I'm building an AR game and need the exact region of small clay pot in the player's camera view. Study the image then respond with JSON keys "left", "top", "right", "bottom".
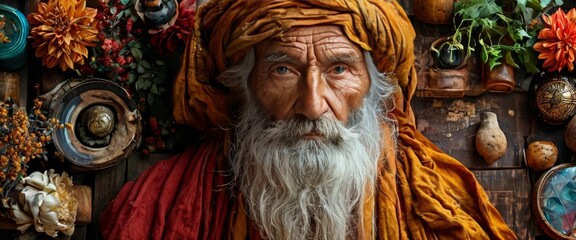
{"left": 425, "top": 68, "right": 469, "bottom": 98}
{"left": 482, "top": 63, "right": 516, "bottom": 93}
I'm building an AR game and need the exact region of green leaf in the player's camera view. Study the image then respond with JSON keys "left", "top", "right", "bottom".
{"left": 505, "top": 51, "right": 519, "bottom": 68}
{"left": 142, "top": 72, "right": 154, "bottom": 78}
{"left": 488, "top": 60, "right": 501, "bottom": 71}
{"left": 526, "top": 63, "right": 540, "bottom": 73}
{"left": 140, "top": 60, "right": 151, "bottom": 68}
{"left": 121, "top": 0, "right": 130, "bottom": 5}
{"left": 135, "top": 78, "right": 146, "bottom": 90}
{"left": 114, "top": 11, "right": 124, "bottom": 22}
{"left": 517, "top": 29, "right": 531, "bottom": 39}
{"left": 525, "top": 0, "right": 541, "bottom": 10}
{"left": 148, "top": 93, "right": 155, "bottom": 105}
{"left": 137, "top": 64, "right": 145, "bottom": 73}
{"left": 150, "top": 84, "right": 159, "bottom": 94}
{"left": 143, "top": 78, "right": 152, "bottom": 89}
{"left": 539, "top": 0, "right": 552, "bottom": 8}
{"left": 480, "top": 39, "right": 489, "bottom": 63}
{"left": 517, "top": 0, "right": 528, "bottom": 9}
{"left": 128, "top": 73, "right": 135, "bottom": 83}
{"left": 131, "top": 47, "right": 143, "bottom": 60}
{"left": 478, "top": 2, "right": 501, "bottom": 18}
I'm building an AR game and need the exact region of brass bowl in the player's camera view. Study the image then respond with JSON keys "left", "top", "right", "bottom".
{"left": 532, "top": 74, "right": 576, "bottom": 126}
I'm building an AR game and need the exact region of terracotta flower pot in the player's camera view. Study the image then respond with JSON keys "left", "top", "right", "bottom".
{"left": 482, "top": 63, "right": 516, "bottom": 93}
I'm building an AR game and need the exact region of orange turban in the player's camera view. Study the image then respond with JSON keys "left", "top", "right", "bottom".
{"left": 173, "top": 0, "right": 417, "bottom": 136}
{"left": 172, "top": 0, "right": 517, "bottom": 239}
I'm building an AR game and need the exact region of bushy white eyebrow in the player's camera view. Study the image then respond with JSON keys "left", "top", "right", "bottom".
{"left": 264, "top": 53, "right": 295, "bottom": 63}
{"left": 325, "top": 51, "right": 361, "bottom": 63}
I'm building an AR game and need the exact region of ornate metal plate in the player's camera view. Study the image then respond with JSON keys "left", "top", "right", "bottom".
{"left": 535, "top": 75, "right": 576, "bottom": 126}
{"left": 40, "top": 78, "right": 142, "bottom": 171}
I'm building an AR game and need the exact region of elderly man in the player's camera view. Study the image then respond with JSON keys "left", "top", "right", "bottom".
{"left": 100, "top": 0, "right": 517, "bottom": 239}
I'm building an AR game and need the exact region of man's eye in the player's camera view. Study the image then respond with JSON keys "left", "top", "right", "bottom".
{"left": 275, "top": 66, "right": 289, "bottom": 74}
{"left": 333, "top": 66, "right": 346, "bottom": 74}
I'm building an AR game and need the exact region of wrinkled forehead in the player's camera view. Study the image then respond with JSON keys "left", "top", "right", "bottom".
{"left": 254, "top": 25, "right": 365, "bottom": 62}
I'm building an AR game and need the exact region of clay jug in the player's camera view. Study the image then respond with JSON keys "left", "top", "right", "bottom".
{"left": 475, "top": 112, "right": 507, "bottom": 164}
{"left": 412, "top": 0, "right": 454, "bottom": 24}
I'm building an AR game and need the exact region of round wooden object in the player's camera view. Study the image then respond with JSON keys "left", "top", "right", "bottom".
{"left": 40, "top": 78, "right": 142, "bottom": 171}
{"left": 533, "top": 163, "right": 576, "bottom": 240}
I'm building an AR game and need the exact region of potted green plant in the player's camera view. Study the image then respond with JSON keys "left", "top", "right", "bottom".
{"left": 444, "top": 0, "right": 563, "bottom": 91}
{"left": 430, "top": 36, "right": 468, "bottom": 69}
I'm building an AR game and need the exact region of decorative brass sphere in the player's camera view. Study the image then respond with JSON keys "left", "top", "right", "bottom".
{"left": 534, "top": 75, "right": 576, "bottom": 125}
{"left": 84, "top": 105, "right": 115, "bottom": 138}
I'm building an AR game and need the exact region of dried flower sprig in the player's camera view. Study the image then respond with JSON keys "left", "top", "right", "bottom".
{"left": 0, "top": 99, "right": 71, "bottom": 205}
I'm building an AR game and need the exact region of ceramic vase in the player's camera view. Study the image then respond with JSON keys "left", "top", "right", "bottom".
{"left": 475, "top": 112, "right": 507, "bottom": 165}
{"left": 0, "top": 4, "right": 29, "bottom": 71}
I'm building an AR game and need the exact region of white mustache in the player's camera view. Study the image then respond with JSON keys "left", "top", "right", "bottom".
{"left": 264, "top": 116, "right": 359, "bottom": 144}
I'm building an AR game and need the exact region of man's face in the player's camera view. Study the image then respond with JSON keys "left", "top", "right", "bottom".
{"left": 249, "top": 25, "right": 370, "bottom": 125}
{"left": 231, "top": 25, "right": 383, "bottom": 240}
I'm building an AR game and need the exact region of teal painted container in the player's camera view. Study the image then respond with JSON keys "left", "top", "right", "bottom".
{"left": 0, "top": 4, "right": 29, "bottom": 71}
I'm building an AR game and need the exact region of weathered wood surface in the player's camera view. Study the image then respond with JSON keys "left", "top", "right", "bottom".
{"left": 88, "top": 161, "right": 126, "bottom": 240}
{"left": 411, "top": 93, "right": 530, "bottom": 169}
{"left": 472, "top": 169, "right": 535, "bottom": 239}
{"left": 73, "top": 186, "right": 93, "bottom": 225}
{"left": 412, "top": 94, "right": 535, "bottom": 238}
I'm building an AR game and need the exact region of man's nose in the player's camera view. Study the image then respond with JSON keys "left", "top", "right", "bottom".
{"left": 294, "top": 69, "right": 329, "bottom": 120}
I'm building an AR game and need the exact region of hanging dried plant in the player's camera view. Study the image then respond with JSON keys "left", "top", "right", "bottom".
{"left": 27, "top": 0, "right": 98, "bottom": 71}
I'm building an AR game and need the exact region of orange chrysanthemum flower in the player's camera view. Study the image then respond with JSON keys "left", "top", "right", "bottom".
{"left": 534, "top": 8, "right": 576, "bottom": 72}
{"left": 27, "top": 0, "right": 98, "bottom": 71}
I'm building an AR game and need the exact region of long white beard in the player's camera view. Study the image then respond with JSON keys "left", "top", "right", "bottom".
{"left": 231, "top": 98, "right": 384, "bottom": 240}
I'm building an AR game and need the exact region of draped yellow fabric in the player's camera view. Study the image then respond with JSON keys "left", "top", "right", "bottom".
{"left": 173, "top": 0, "right": 518, "bottom": 239}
